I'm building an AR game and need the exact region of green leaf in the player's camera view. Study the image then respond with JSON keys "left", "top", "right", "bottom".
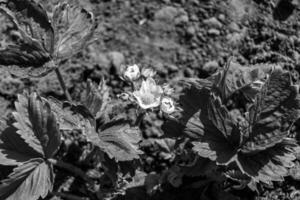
{"left": 241, "top": 69, "right": 300, "bottom": 153}
{"left": 237, "top": 139, "right": 297, "bottom": 184}
{"left": 0, "top": 158, "right": 53, "bottom": 200}
{"left": 162, "top": 86, "right": 211, "bottom": 138}
{"left": 208, "top": 94, "right": 240, "bottom": 146}
{"left": 0, "top": 123, "right": 41, "bottom": 166}
{"left": 200, "top": 62, "right": 279, "bottom": 101}
{"left": 48, "top": 97, "right": 94, "bottom": 133}
{"left": 13, "top": 94, "right": 44, "bottom": 156}
{"left": 12, "top": 93, "right": 61, "bottom": 158}
{"left": 28, "top": 93, "right": 61, "bottom": 158}
{"left": 224, "top": 169, "right": 251, "bottom": 184}
{"left": 52, "top": 2, "right": 96, "bottom": 60}
{"left": 0, "top": 0, "right": 55, "bottom": 77}
{"left": 83, "top": 79, "right": 110, "bottom": 119}
{"left": 95, "top": 120, "right": 142, "bottom": 161}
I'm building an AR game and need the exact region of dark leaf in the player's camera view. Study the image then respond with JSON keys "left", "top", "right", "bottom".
{"left": 237, "top": 139, "right": 297, "bottom": 184}
{"left": 52, "top": 2, "right": 96, "bottom": 60}
{"left": 224, "top": 169, "right": 251, "bottom": 184}
{"left": 162, "top": 86, "right": 211, "bottom": 138}
{"left": 208, "top": 94, "right": 240, "bottom": 146}
{"left": 28, "top": 93, "right": 60, "bottom": 158}
{"left": 13, "top": 94, "right": 44, "bottom": 156}
{"left": 0, "top": 158, "right": 53, "bottom": 200}
{"left": 0, "top": 122, "right": 40, "bottom": 165}
{"left": 241, "top": 69, "right": 300, "bottom": 153}
{"left": 12, "top": 93, "right": 61, "bottom": 158}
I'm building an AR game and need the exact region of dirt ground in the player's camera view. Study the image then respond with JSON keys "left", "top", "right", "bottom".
{"left": 1, "top": 0, "right": 300, "bottom": 199}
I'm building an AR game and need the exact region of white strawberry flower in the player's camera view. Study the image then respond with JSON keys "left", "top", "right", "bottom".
{"left": 133, "top": 78, "right": 163, "bottom": 110}
{"left": 160, "top": 97, "right": 175, "bottom": 114}
{"left": 141, "top": 68, "right": 156, "bottom": 78}
{"left": 122, "top": 64, "right": 140, "bottom": 81}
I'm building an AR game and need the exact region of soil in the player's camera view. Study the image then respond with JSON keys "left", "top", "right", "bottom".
{"left": 1, "top": 0, "right": 300, "bottom": 199}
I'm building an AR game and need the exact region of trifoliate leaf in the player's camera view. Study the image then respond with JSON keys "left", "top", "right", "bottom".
{"left": 0, "top": 1, "right": 96, "bottom": 77}
{"left": 12, "top": 93, "right": 61, "bottom": 158}
{"left": 83, "top": 79, "right": 110, "bottom": 120}
{"left": 95, "top": 120, "right": 142, "bottom": 161}
{"left": 168, "top": 65, "right": 300, "bottom": 184}
{"left": 0, "top": 0, "right": 55, "bottom": 77}
{"left": 0, "top": 158, "right": 53, "bottom": 200}
{"left": 52, "top": 2, "right": 97, "bottom": 60}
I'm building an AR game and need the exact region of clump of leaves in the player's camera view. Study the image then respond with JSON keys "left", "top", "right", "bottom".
{"left": 48, "top": 79, "right": 143, "bottom": 162}
{"left": 0, "top": 0, "right": 96, "bottom": 77}
{"left": 163, "top": 62, "right": 300, "bottom": 186}
{"left": 0, "top": 93, "right": 60, "bottom": 200}
{"left": 0, "top": 80, "right": 143, "bottom": 199}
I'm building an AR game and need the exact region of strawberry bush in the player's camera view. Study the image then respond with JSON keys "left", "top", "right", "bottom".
{"left": 1, "top": 0, "right": 300, "bottom": 200}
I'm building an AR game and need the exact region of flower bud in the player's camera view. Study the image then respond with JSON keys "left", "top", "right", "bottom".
{"left": 117, "top": 92, "right": 131, "bottom": 101}
{"left": 160, "top": 97, "right": 175, "bottom": 114}
{"left": 121, "top": 64, "right": 140, "bottom": 81}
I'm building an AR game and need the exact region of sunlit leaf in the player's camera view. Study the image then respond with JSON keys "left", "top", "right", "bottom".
{"left": 48, "top": 97, "right": 94, "bottom": 133}
{"left": 83, "top": 78, "right": 110, "bottom": 120}
{"left": 0, "top": 158, "right": 53, "bottom": 200}
{"left": 95, "top": 120, "right": 142, "bottom": 161}
{"left": 52, "top": 2, "right": 96, "bottom": 60}
{"left": 0, "top": 0, "right": 55, "bottom": 77}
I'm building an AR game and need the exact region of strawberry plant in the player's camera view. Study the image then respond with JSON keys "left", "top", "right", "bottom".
{"left": 0, "top": 0, "right": 300, "bottom": 199}
{"left": 163, "top": 61, "right": 300, "bottom": 189}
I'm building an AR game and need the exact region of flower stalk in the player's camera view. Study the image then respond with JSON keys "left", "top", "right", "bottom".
{"left": 47, "top": 158, "right": 93, "bottom": 185}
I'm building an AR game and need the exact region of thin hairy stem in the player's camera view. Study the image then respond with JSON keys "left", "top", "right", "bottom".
{"left": 48, "top": 158, "right": 93, "bottom": 185}
{"left": 55, "top": 68, "right": 72, "bottom": 102}
{"left": 51, "top": 192, "right": 89, "bottom": 200}
{"left": 135, "top": 111, "right": 146, "bottom": 126}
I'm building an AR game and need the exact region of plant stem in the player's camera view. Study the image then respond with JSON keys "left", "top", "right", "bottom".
{"left": 48, "top": 158, "right": 93, "bottom": 185}
{"left": 135, "top": 111, "right": 146, "bottom": 126}
{"left": 51, "top": 192, "right": 89, "bottom": 200}
{"left": 55, "top": 68, "right": 72, "bottom": 102}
